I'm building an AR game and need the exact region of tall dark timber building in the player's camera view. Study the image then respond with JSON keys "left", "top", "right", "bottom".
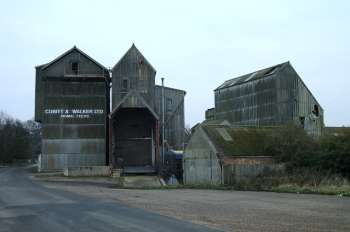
{"left": 210, "top": 62, "right": 324, "bottom": 136}
{"left": 35, "top": 45, "right": 185, "bottom": 171}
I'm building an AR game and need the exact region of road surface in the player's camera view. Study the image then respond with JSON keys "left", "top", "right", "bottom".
{"left": 0, "top": 166, "right": 219, "bottom": 232}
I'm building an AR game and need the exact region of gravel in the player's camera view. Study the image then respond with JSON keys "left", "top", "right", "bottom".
{"left": 41, "top": 181, "right": 350, "bottom": 232}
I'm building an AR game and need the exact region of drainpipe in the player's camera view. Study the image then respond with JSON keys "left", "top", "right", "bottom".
{"left": 161, "top": 78, "right": 165, "bottom": 166}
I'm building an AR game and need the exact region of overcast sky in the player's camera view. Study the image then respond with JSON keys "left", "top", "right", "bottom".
{"left": 0, "top": 0, "right": 349, "bottom": 126}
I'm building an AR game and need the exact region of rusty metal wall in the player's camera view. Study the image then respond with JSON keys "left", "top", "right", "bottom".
{"left": 35, "top": 48, "right": 109, "bottom": 170}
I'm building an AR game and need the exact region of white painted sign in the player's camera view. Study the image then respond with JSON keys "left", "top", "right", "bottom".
{"left": 44, "top": 109, "right": 104, "bottom": 119}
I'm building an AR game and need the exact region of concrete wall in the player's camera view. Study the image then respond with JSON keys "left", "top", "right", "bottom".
{"left": 183, "top": 127, "right": 222, "bottom": 185}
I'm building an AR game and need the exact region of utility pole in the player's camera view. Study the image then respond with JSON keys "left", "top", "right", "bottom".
{"left": 161, "top": 77, "right": 165, "bottom": 166}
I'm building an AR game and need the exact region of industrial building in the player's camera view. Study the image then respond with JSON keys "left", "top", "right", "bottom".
{"left": 35, "top": 45, "right": 185, "bottom": 172}
{"left": 35, "top": 46, "right": 110, "bottom": 170}
{"left": 110, "top": 45, "right": 185, "bottom": 173}
{"left": 183, "top": 123, "right": 278, "bottom": 185}
{"left": 212, "top": 62, "right": 324, "bottom": 136}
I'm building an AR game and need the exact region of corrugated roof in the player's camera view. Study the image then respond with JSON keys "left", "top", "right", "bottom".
{"left": 201, "top": 124, "right": 273, "bottom": 157}
{"left": 215, "top": 62, "right": 289, "bottom": 91}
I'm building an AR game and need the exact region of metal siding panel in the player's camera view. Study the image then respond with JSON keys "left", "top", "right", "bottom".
{"left": 36, "top": 48, "right": 108, "bottom": 170}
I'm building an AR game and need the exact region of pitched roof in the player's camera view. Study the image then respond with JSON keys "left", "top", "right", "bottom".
{"left": 200, "top": 124, "right": 273, "bottom": 158}
{"left": 112, "top": 44, "right": 156, "bottom": 72}
{"left": 215, "top": 61, "right": 289, "bottom": 91}
{"left": 109, "top": 90, "right": 159, "bottom": 120}
{"left": 37, "top": 46, "right": 108, "bottom": 71}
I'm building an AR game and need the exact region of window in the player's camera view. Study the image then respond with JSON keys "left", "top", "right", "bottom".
{"left": 71, "top": 62, "right": 79, "bottom": 74}
{"left": 122, "top": 79, "right": 128, "bottom": 89}
{"left": 299, "top": 117, "right": 305, "bottom": 128}
{"left": 166, "top": 98, "right": 173, "bottom": 112}
{"left": 312, "top": 105, "right": 319, "bottom": 117}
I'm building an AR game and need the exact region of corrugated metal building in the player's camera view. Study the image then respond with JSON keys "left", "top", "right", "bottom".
{"left": 154, "top": 86, "right": 186, "bottom": 150}
{"left": 213, "top": 62, "right": 324, "bottom": 136}
{"left": 35, "top": 45, "right": 186, "bottom": 172}
{"left": 110, "top": 44, "right": 185, "bottom": 173}
{"left": 35, "top": 46, "right": 110, "bottom": 170}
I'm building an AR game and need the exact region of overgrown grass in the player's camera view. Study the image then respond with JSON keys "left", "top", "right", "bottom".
{"left": 127, "top": 171, "right": 350, "bottom": 197}
{"left": 271, "top": 184, "right": 350, "bottom": 196}
{"left": 119, "top": 182, "right": 350, "bottom": 197}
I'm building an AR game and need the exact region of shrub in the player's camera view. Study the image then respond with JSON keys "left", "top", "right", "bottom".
{"left": 264, "top": 124, "right": 350, "bottom": 179}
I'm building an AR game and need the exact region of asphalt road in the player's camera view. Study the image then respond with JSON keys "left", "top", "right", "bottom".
{"left": 0, "top": 167, "right": 220, "bottom": 232}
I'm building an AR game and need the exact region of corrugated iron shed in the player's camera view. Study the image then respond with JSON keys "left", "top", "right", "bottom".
{"left": 213, "top": 62, "right": 324, "bottom": 136}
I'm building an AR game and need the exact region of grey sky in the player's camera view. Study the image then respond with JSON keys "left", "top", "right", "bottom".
{"left": 0, "top": 0, "right": 349, "bottom": 126}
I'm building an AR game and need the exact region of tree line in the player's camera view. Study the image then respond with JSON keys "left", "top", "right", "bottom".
{"left": 0, "top": 111, "right": 41, "bottom": 163}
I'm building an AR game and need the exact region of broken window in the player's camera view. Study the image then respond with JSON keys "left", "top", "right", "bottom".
{"left": 312, "top": 105, "right": 319, "bottom": 117}
{"left": 71, "top": 62, "right": 79, "bottom": 74}
{"left": 264, "top": 66, "right": 278, "bottom": 76}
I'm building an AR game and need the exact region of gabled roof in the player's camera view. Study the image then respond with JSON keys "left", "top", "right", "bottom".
{"left": 215, "top": 62, "right": 289, "bottom": 91}
{"left": 110, "top": 90, "right": 159, "bottom": 120}
{"left": 112, "top": 44, "right": 156, "bottom": 72}
{"left": 36, "top": 46, "right": 108, "bottom": 71}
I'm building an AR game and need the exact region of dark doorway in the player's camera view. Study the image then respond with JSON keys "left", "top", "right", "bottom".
{"left": 112, "top": 108, "right": 157, "bottom": 172}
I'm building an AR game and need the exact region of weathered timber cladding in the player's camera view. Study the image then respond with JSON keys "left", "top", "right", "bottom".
{"left": 112, "top": 44, "right": 156, "bottom": 109}
{"left": 110, "top": 45, "right": 186, "bottom": 172}
{"left": 112, "top": 108, "right": 156, "bottom": 168}
{"left": 111, "top": 45, "right": 159, "bottom": 171}
{"left": 35, "top": 45, "right": 186, "bottom": 172}
{"left": 205, "top": 108, "right": 215, "bottom": 120}
{"left": 214, "top": 62, "right": 324, "bottom": 136}
{"left": 154, "top": 86, "right": 186, "bottom": 150}
{"left": 35, "top": 47, "right": 109, "bottom": 170}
